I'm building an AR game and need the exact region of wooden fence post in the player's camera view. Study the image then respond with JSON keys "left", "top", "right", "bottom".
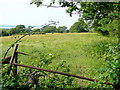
{"left": 7, "top": 44, "right": 19, "bottom": 75}
{"left": 13, "top": 52, "right": 18, "bottom": 75}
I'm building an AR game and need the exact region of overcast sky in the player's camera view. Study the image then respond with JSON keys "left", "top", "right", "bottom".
{"left": 0, "top": 0, "right": 80, "bottom": 29}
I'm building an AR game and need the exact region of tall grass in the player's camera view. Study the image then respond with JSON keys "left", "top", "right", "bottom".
{"left": 1, "top": 33, "right": 117, "bottom": 87}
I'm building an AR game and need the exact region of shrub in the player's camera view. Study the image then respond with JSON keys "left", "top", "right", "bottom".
{"left": 88, "top": 40, "right": 119, "bottom": 88}
{"left": 2, "top": 53, "right": 77, "bottom": 89}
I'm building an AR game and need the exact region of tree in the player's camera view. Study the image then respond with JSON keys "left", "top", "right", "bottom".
{"left": 69, "top": 19, "right": 88, "bottom": 33}
{"left": 32, "top": 28, "right": 40, "bottom": 32}
{"left": 42, "top": 26, "right": 57, "bottom": 33}
{"left": 31, "top": 1, "right": 119, "bottom": 36}
{"left": 8, "top": 28, "right": 18, "bottom": 35}
{"left": 26, "top": 26, "right": 34, "bottom": 33}
{"left": 16, "top": 24, "right": 25, "bottom": 30}
{"left": 57, "top": 26, "right": 67, "bottom": 33}
{"left": 15, "top": 24, "right": 26, "bottom": 33}
{"left": 0, "top": 29, "right": 9, "bottom": 36}
{"left": 78, "top": 2, "right": 119, "bottom": 36}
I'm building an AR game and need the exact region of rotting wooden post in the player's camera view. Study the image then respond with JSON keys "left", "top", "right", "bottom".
{"left": 7, "top": 44, "right": 19, "bottom": 75}
{"left": 12, "top": 52, "right": 18, "bottom": 75}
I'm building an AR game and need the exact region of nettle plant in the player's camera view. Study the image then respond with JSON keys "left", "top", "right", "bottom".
{"left": 2, "top": 53, "right": 76, "bottom": 89}
{"left": 89, "top": 43, "right": 119, "bottom": 88}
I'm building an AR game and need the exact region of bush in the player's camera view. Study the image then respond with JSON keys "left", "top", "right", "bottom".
{"left": 88, "top": 40, "right": 119, "bottom": 88}
{"left": 2, "top": 53, "right": 77, "bottom": 89}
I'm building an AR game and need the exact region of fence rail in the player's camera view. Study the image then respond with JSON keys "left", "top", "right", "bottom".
{"left": 12, "top": 63, "right": 113, "bottom": 85}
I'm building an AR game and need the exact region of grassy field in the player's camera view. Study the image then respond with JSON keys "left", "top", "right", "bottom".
{"left": 1, "top": 33, "right": 117, "bottom": 87}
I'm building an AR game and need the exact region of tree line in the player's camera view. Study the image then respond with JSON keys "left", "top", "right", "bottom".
{"left": 0, "top": 21, "right": 89, "bottom": 36}
{"left": 0, "top": 25, "right": 67, "bottom": 36}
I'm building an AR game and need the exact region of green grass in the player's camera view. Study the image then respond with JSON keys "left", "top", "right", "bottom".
{"left": 1, "top": 33, "right": 117, "bottom": 87}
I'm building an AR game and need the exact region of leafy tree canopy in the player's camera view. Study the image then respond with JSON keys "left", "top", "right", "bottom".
{"left": 32, "top": 28, "right": 40, "bottom": 32}
{"left": 0, "top": 29, "right": 9, "bottom": 36}
{"left": 31, "top": 0, "right": 119, "bottom": 36}
{"left": 8, "top": 28, "right": 18, "bottom": 35}
{"left": 16, "top": 24, "right": 26, "bottom": 30}
{"left": 42, "top": 26, "right": 57, "bottom": 33}
{"left": 26, "top": 26, "right": 34, "bottom": 33}
{"left": 70, "top": 19, "right": 88, "bottom": 33}
{"left": 57, "top": 26, "right": 67, "bottom": 33}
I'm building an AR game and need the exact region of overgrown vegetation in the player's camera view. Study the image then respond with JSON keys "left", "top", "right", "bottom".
{"left": 1, "top": 33, "right": 118, "bottom": 88}
{"left": 86, "top": 39, "right": 119, "bottom": 88}
{"left": 30, "top": 1, "right": 120, "bottom": 88}
{"left": 2, "top": 53, "right": 76, "bottom": 89}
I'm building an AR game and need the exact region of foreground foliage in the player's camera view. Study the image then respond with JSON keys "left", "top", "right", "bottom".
{"left": 2, "top": 53, "right": 77, "bottom": 89}
{"left": 88, "top": 40, "right": 119, "bottom": 88}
